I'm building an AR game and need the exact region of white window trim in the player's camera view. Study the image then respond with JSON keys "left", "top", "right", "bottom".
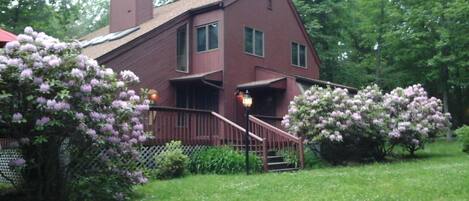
{"left": 244, "top": 26, "right": 265, "bottom": 58}
{"left": 291, "top": 41, "right": 307, "bottom": 68}
{"left": 176, "top": 23, "right": 190, "bottom": 73}
{"left": 196, "top": 22, "right": 219, "bottom": 53}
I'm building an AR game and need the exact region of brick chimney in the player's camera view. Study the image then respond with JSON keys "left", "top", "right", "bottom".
{"left": 110, "top": 0, "right": 154, "bottom": 33}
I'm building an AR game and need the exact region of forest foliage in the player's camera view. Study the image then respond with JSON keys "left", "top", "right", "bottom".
{"left": 293, "top": 0, "right": 468, "bottom": 126}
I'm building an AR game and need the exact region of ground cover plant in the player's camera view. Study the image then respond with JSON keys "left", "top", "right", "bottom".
{"left": 133, "top": 141, "right": 469, "bottom": 201}
{"left": 0, "top": 27, "right": 149, "bottom": 201}
{"left": 190, "top": 146, "right": 262, "bottom": 174}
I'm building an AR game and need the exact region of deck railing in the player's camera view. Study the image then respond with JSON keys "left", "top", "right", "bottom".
{"left": 145, "top": 106, "right": 269, "bottom": 171}
{"left": 144, "top": 106, "right": 302, "bottom": 171}
{"left": 145, "top": 106, "right": 217, "bottom": 145}
{"left": 249, "top": 115, "right": 304, "bottom": 169}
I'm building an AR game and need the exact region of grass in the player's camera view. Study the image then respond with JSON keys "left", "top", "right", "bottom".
{"left": 133, "top": 141, "right": 469, "bottom": 201}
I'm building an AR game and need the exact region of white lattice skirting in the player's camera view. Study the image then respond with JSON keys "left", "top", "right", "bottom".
{"left": 0, "top": 145, "right": 208, "bottom": 184}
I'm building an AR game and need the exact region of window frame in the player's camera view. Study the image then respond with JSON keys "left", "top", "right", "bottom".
{"left": 176, "top": 24, "right": 189, "bottom": 73}
{"left": 196, "top": 22, "right": 219, "bottom": 53}
{"left": 244, "top": 26, "right": 265, "bottom": 58}
{"left": 291, "top": 42, "right": 307, "bottom": 68}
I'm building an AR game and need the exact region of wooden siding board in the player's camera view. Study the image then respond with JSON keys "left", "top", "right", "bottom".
{"left": 223, "top": 0, "right": 320, "bottom": 124}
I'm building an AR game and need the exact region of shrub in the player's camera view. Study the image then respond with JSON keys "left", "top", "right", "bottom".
{"left": 383, "top": 84, "right": 452, "bottom": 155}
{"left": 282, "top": 85, "right": 390, "bottom": 163}
{"left": 303, "top": 145, "right": 327, "bottom": 169}
{"left": 283, "top": 84, "right": 452, "bottom": 163}
{"left": 154, "top": 141, "right": 189, "bottom": 179}
{"left": 190, "top": 146, "right": 262, "bottom": 174}
{"left": 455, "top": 125, "right": 469, "bottom": 153}
{"left": 0, "top": 27, "right": 149, "bottom": 200}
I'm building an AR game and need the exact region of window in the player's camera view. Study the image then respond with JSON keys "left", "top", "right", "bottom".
{"left": 176, "top": 25, "right": 188, "bottom": 72}
{"left": 196, "top": 22, "right": 218, "bottom": 52}
{"left": 292, "top": 42, "right": 307, "bottom": 67}
{"left": 267, "top": 0, "right": 272, "bottom": 10}
{"left": 244, "top": 27, "right": 264, "bottom": 57}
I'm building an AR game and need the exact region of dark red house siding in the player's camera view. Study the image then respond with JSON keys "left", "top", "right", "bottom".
{"left": 223, "top": 0, "right": 320, "bottom": 123}
{"left": 96, "top": 0, "right": 320, "bottom": 124}
{"left": 101, "top": 18, "right": 193, "bottom": 107}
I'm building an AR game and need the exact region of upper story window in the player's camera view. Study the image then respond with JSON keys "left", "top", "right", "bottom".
{"left": 244, "top": 27, "right": 264, "bottom": 57}
{"left": 177, "top": 24, "right": 188, "bottom": 72}
{"left": 197, "top": 22, "right": 219, "bottom": 52}
{"left": 267, "top": 0, "right": 273, "bottom": 10}
{"left": 292, "top": 42, "right": 307, "bottom": 68}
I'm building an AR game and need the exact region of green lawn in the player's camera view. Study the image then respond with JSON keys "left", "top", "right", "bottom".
{"left": 133, "top": 141, "right": 469, "bottom": 201}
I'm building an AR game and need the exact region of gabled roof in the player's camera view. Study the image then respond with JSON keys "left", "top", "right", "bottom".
{"left": 81, "top": 0, "right": 321, "bottom": 66}
{"left": 81, "top": 0, "right": 223, "bottom": 59}
{"left": 295, "top": 75, "right": 358, "bottom": 94}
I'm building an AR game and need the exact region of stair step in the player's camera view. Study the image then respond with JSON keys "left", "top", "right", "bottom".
{"left": 268, "top": 161, "right": 291, "bottom": 169}
{"left": 269, "top": 167, "right": 299, "bottom": 173}
{"left": 267, "top": 155, "right": 284, "bottom": 163}
{"left": 267, "top": 150, "right": 278, "bottom": 156}
{"left": 268, "top": 162, "right": 289, "bottom": 166}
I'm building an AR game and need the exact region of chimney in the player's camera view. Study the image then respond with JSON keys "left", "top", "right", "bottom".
{"left": 110, "top": 0, "right": 154, "bottom": 33}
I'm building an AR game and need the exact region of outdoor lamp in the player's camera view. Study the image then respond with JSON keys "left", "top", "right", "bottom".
{"left": 148, "top": 89, "right": 160, "bottom": 103}
{"left": 242, "top": 90, "right": 253, "bottom": 108}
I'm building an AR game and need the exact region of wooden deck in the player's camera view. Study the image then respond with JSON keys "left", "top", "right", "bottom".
{"left": 144, "top": 106, "right": 304, "bottom": 171}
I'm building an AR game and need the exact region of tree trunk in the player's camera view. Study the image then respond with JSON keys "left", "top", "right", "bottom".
{"left": 22, "top": 137, "right": 67, "bottom": 201}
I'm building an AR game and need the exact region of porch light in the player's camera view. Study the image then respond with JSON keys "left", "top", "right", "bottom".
{"left": 242, "top": 90, "right": 253, "bottom": 108}
{"left": 148, "top": 89, "right": 160, "bottom": 103}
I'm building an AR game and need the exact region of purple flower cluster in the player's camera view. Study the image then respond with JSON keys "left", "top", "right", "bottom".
{"left": 8, "top": 158, "right": 26, "bottom": 168}
{"left": 12, "top": 113, "right": 24, "bottom": 123}
{"left": 35, "top": 116, "right": 50, "bottom": 126}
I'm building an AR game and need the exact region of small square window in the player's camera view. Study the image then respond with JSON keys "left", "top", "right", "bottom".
{"left": 196, "top": 22, "right": 219, "bottom": 52}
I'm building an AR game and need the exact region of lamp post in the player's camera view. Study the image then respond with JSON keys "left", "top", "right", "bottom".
{"left": 242, "top": 90, "right": 253, "bottom": 175}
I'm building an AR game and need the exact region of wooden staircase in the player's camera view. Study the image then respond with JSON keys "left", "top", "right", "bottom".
{"left": 144, "top": 106, "right": 304, "bottom": 172}
{"left": 267, "top": 153, "right": 299, "bottom": 173}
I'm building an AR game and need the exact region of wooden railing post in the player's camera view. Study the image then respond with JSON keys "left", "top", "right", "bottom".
{"left": 262, "top": 138, "right": 268, "bottom": 172}
{"left": 299, "top": 136, "right": 305, "bottom": 169}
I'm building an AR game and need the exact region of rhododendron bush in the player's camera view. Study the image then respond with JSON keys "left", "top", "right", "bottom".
{"left": 0, "top": 27, "right": 149, "bottom": 201}
{"left": 283, "top": 84, "right": 451, "bottom": 162}
{"left": 384, "top": 85, "right": 452, "bottom": 155}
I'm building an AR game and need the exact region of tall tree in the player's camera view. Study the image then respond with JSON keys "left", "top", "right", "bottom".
{"left": 294, "top": 0, "right": 468, "bottom": 126}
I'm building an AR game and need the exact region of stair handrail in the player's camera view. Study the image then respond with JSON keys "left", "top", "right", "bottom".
{"left": 211, "top": 112, "right": 264, "bottom": 142}
{"left": 249, "top": 115, "right": 305, "bottom": 169}
{"left": 249, "top": 115, "right": 301, "bottom": 142}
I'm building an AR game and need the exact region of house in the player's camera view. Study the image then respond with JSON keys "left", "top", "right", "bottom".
{"left": 81, "top": 0, "right": 355, "bottom": 125}
{"left": 0, "top": 28, "right": 16, "bottom": 48}
{"left": 81, "top": 0, "right": 356, "bottom": 171}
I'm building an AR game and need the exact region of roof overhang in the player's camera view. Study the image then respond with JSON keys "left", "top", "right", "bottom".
{"left": 295, "top": 75, "right": 358, "bottom": 94}
{"left": 0, "top": 28, "right": 16, "bottom": 43}
{"left": 237, "top": 77, "right": 287, "bottom": 91}
{"left": 170, "top": 70, "right": 223, "bottom": 89}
